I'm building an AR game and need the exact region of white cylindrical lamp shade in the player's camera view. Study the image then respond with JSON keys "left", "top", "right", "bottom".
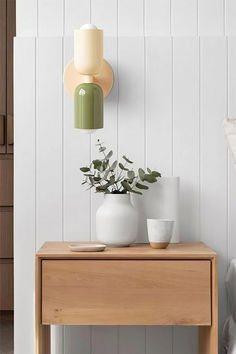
{"left": 74, "top": 28, "right": 103, "bottom": 75}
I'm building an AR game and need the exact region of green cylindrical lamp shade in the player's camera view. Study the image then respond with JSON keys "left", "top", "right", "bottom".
{"left": 74, "top": 83, "right": 103, "bottom": 130}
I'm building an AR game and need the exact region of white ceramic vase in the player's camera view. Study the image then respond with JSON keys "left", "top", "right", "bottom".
{"left": 96, "top": 194, "right": 138, "bottom": 247}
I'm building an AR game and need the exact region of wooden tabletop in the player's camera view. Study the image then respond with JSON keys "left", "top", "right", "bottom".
{"left": 36, "top": 242, "right": 216, "bottom": 260}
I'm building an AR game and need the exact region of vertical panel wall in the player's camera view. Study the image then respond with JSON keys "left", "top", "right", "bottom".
{"left": 15, "top": 1, "right": 236, "bottom": 354}
{"left": 14, "top": 37, "right": 36, "bottom": 354}
{"left": 200, "top": 38, "right": 228, "bottom": 346}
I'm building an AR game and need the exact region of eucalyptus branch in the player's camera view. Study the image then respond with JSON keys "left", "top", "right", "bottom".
{"left": 97, "top": 140, "right": 119, "bottom": 191}
{"left": 80, "top": 140, "right": 161, "bottom": 195}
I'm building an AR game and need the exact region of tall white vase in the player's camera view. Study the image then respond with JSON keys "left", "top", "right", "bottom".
{"left": 96, "top": 194, "right": 138, "bottom": 247}
{"left": 132, "top": 177, "right": 180, "bottom": 243}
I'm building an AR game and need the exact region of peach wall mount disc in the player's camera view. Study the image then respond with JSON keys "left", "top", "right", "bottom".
{"left": 63, "top": 59, "right": 113, "bottom": 98}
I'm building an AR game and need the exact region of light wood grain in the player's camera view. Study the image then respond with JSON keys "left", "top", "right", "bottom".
{"left": 0, "top": 260, "right": 13, "bottom": 310}
{"left": 0, "top": 209, "right": 13, "bottom": 258}
{"left": 0, "top": 159, "right": 13, "bottom": 206}
{"left": 37, "top": 242, "right": 216, "bottom": 259}
{"left": 199, "top": 257, "right": 218, "bottom": 354}
{"left": 42, "top": 259, "right": 211, "bottom": 326}
{"left": 35, "top": 257, "right": 51, "bottom": 354}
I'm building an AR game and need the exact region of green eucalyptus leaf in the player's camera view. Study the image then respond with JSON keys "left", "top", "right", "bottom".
{"left": 101, "top": 170, "right": 109, "bottom": 182}
{"left": 96, "top": 185, "right": 107, "bottom": 191}
{"left": 94, "top": 176, "right": 101, "bottom": 182}
{"left": 109, "top": 175, "right": 116, "bottom": 183}
{"left": 138, "top": 168, "right": 145, "bottom": 181}
{"left": 92, "top": 159, "right": 102, "bottom": 170}
{"left": 136, "top": 182, "right": 149, "bottom": 190}
{"left": 119, "top": 163, "right": 129, "bottom": 171}
{"left": 110, "top": 160, "right": 118, "bottom": 170}
{"left": 80, "top": 167, "right": 90, "bottom": 173}
{"left": 96, "top": 187, "right": 105, "bottom": 193}
{"left": 143, "top": 174, "right": 157, "bottom": 183}
{"left": 121, "top": 180, "right": 132, "bottom": 191}
{"left": 102, "top": 160, "right": 108, "bottom": 170}
{"left": 122, "top": 155, "right": 133, "bottom": 164}
{"left": 81, "top": 140, "right": 162, "bottom": 195}
{"left": 127, "top": 170, "right": 135, "bottom": 179}
{"left": 105, "top": 150, "right": 113, "bottom": 160}
{"left": 151, "top": 171, "right": 161, "bottom": 178}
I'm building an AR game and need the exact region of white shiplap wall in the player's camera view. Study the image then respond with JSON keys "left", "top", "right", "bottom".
{"left": 14, "top": 1, "right": 236, "bottom": 353}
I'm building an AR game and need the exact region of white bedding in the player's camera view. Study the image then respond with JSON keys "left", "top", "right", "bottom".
{"left": 223, "top": 118, "right": 236, "bottom": 165}
{"left": 223, "top": 316, "right": 236, "bottom": 354}
{"left": 223, "top": 260, "right": 236, "bottom": 353}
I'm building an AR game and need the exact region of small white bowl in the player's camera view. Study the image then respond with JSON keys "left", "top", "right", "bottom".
{"left": 147, "top": 219, "right": 174, "bottom": 249}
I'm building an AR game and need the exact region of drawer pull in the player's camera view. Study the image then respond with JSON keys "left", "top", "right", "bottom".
{"left": 0, "top": 115, "right": 5, "bottom": 145}
{"left": 7, "top": 115, "right": 13, "bottom": 145}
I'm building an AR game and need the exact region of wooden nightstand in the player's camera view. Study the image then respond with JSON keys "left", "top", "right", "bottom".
{"left": 35, "top": 242, "right": 217, "bottom": 354}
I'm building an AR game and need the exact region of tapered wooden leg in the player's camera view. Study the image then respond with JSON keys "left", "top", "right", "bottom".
{"left": 36, "top": 257, "right": 51, "bottom": 354}
{"left": 199, "top": 257, "right": 218, "bottom": 354}
{"left": 35, "top": 324, "right": 51, "bottom": 354}
{"left": 199, "top": 325, "right": 218, "bottom": 354}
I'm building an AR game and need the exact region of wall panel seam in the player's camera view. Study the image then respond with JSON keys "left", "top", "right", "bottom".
{"left": 116, "top": 0, "right": 119, "bottom": 164}
{"left": 62, "top": 35, "right": 65, "bottom": 354}
{"left": 226, "top": 36, "right": 230, "bottom": 317}
{"left": 36, "top": 0, "right": 38, "bottom": 37}
{"left": 34, "top": 37, "right": 37, "bottom": 253}
{"left": 171, "top": 37, "right": 174, "bottom": 176}
{"left": 196, "top": 0, "right": 199, "bottom": 36}
{"left": 143, "top": 0, "right": 146, "bottom": 170}
{"left": 199, "top": 36, "right": 201, "bottom": 242}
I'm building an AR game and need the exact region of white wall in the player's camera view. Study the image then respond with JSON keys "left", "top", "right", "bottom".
{"left": 14, "top": 1, "right": 236, "bottom": 354}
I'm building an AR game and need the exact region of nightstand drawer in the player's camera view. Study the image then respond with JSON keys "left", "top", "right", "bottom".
{"left": 42, "top": 260, "right": 211, "bottom": 325}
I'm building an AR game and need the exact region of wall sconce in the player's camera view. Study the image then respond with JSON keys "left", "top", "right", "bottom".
{"left": 63, "top": 24, "right": 114, "bottom": 133}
